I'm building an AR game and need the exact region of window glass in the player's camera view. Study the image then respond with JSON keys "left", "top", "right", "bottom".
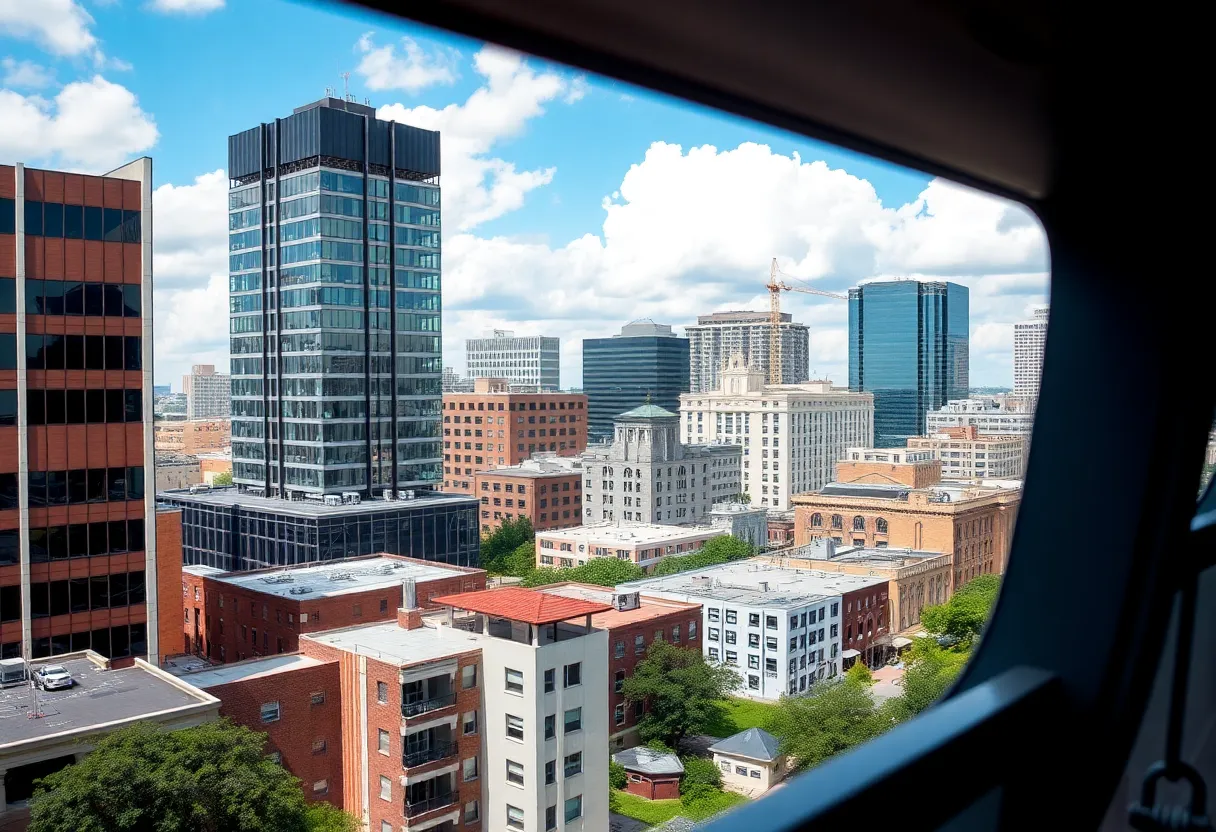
{"left": 84, "top": 206, "right": 103, "bottom": 240}
{"left": 0, "top": 279, "right": 14, "bottom": 314}
{"left": 123, "top": 284, "right": 142, "bottom": 317}
{"left": 63, "top": 204, "right": 83, "bottom": 239}
{"left": 25, "top": 200, "right": 43, "bottom": 235}
{"left": 103, "top": 207, "right": 124, "bottom": 242}
{"left": 43, "top": 202, "right": 64, "bottom": 237}
{"left": 0, "top": 335, "right": 16, "bottom": 370}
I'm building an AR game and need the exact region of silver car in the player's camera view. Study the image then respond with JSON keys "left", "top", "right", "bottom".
{"left": 34, "top": 665, "right": 74, "bottom": 691}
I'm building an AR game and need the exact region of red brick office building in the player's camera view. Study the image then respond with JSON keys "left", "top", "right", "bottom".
{"left": 841, "top": 581, "right": 891, "bottom": 668}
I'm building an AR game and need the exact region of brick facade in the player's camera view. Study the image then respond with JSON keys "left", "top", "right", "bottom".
{"left": 155, "top": 507, "right": 184, "bottom": 664}
{"left": 840, "top": 582, "right": 889, "bottom": 666}
{"left": 473, "top": 469, "right": 582, "bottom": 534}
{"left": 153, "top": 418, "right": 231, "bottom": 453}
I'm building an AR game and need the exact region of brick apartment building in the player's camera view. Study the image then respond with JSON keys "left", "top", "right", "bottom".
{"left": 1, "top": 159, "right": 160, "bottom": 663}
{"left": 839, "top": 581, "right": 889, "bottom": 668}
{"left": 173, "top": 585, "right": 611, "bottom": 832}
{"left": 792, "top": 457, "right": 1021, "bottom": 587}
{"left": 179, "top": 555, "right": 486, "bottom": 664}
{"left": 442, "top": 378, "right": 588, "bottom": 495}
{"left": 153, "top": 418, "right": 231, "bottom": 453}
{"left": 538, "top": 583, "right": 702, "bottom": 747}
{"left": 473, "top": 456, "right": 582, "bottom": 534}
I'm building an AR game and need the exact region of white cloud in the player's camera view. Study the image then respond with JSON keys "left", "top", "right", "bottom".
{"left": 148, "top": 0, "right": 224, "bottom": 12}
{"left": 0, "top": 76, "right": 158, "bottom": 169}
{"left": 2, "top": 57, "right": 54, "bottom": 88}
{"left": 355, "top": 32, "right": 459, "bottom": 93}
{"left": 154, "top": 274, "right": 231, "bottom": 382}
{"left": 152, "top": 169, "right": 228, "bottom": 289}
{"left": 0, "top": 0, "right": 98, "bottom": 57}
{"left": 377, "top": 45, "right": 578, "bottom": 230}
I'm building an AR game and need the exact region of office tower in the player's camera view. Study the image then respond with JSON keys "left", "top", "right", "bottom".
{"left": 182, "top": 364, "right": 230, "bottom": 419}
{"left": 848, "top": 280, "right": 969, "bottom": 448}
{"left": 465, "top": 330, "right": 560, "bottom": 390}
{"left": 1013, "top": 306, "right": 1049, "bottom": 396}
{"left": 582, "top": 319, "right": 689, "bottom": 441}
{"left": 686, "top": 310, "right": 809, "bottom": 394}
{"left": 1, "top": 160, "right": 163, "bottom": 662}
{"left": 228, "top": 97, "right": 443, "bottom": 498}
{"left": 680, "top": 355, "right": 874, "bottom": 510}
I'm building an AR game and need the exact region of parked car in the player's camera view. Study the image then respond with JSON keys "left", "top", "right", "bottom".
{"left": 33, "top": 665, "right": 74, "bottom": 690}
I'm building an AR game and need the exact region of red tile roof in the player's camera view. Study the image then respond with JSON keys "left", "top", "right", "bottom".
{"left": 431, "top": 587, "right": 613, "bottom": 625}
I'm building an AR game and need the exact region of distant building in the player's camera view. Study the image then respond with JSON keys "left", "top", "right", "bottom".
{"left": 466, "top": 330, "right": 560, "bottom": 390}
{"left": 766, "top": 511, "right": 795, "bottom": 549}
{"left": 686, "top": 310, "right": 809, "bottom": 393}
{"left": 1013, "top": 306, "right": 1049, "bottom": 396}
{"left": 582, "top": 404, "right": 741, "bottom": 524}
{"left": 709, "top": 728, "right": 787, "bottom": 797}
{"left": 708, "top": 503, "right": 769, "bottom": 550}
{"left": 926, "top": 397, "right": 1036, "bottom": 436}
{"left": 154, "top": 418, "right": 231, "bottom": 453}
{"left": 679, "top": 355, "right": 874, "bottom": 510}
{"left": 905, "top": 426, "right": 1026, "bottom": 479}
{"left": 837, "top": 447, "right": 942, "bottom": 488}
{"left": 442, "top": 365, "right": 475, "bottom": 392}
{"left": 154, "top": 384, "right": 172, "bottom": 397}
{"left": 848, "top": 281, "right": 969, "bottom": 447}
{"left": 612, "top": 747, "right": 684, "bottom": 799}
{"left": 473, "top": 455, "right": 583, "bottom": 533}
{"left": 535, "top": 522, "right": 727, "bottom": 571}
{"left": 582, "top": 320, "right": 690, "bottom": 441}
{"left": 443, "top": 378, "right": 588, "bottom": 494}
{"left": 156, "top": 452, "right": 203, "bottom": 492}
{"left": 196, "top": 451, "right": 232, "bottom": 484}
{"left": 182, "top": 364, "right": 230, "bottom": 420}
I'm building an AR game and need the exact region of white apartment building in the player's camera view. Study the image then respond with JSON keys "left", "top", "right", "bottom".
{"left": 679, "top": 356, "right": 874, "bottom": 511}
{"left": 925, "top": 397, "right": 1037, "bottom": 436}
{"left": 182, "top": 363, "right": 230, "bottom": 419}
{"left": 620, "top": 562, "right": 887, "bottom": 700}
{"left": 535, "top": 522, "right": 727, "bottom": 570}
{"left": 1013, "top": 306, "right": 1049, "bottom": 396}
{"left": 466, "top": 331, "right": 561, "bottom": 390}
{"left": 583, "top": 405, "right": 741, "bottom": 525}
{"left": 686, "top": 311, "right": 809, "bottom": 393}
{"left": 905, "top": 429, "right": 1027, "bottom": 479}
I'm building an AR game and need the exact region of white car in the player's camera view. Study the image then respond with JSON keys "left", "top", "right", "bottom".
{"left": 34, "top": 665, "right": 74, "bottom": 691}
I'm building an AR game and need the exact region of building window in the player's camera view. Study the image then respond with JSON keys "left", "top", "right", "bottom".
{"left": 748, "top": 655, "right": 760, "bottom": 670}
{"left": 545, "top": 714, "right": 556, "bottom": 740}
{"left": 382, "top": 822, "right": 392, "bottom": 832}
{"left": 546, "top": 759, "right": 556, "bottom": 784}
{"left": 507, "top": 805, "right": 524, "bottom": 830}
{"left": 462, "top": 664, "right": 477, "bottom": 689}
{"left": 766, "top": 615, "right": 778, "bottom": 630}
{"left": 507, "top": 759, "right": 525, "bottom": 786}
{"left": 853, "top": 515, "right": 866, "bottom": 531}
{"left": 748, "top": 633, "right": 760, "bottom": 648}
{"left": 463, "top": 756, "right": 479, "bottom": 782}
{"left": 463, "top": 711, "right": 478, "bottom": 735}
{"left": 708, "top": 627, "right": 720, "bottom": 641}
{"left": 379, "top": 775, "right": 391, "bottom": 801}
{"left": 689, "top": 620, "right": 697, "bottom": 638}
{"left": 544, "top": 668, "right": 555, "bottom": 692}
{"left": 310, "top": 691, "right": 325, "bottom": 706}
{"left": 614, "top": 704, "right": 625, "bottom": 724}
{"left": 565, "top": 796, "right": 582, "bottom": 823}
{"left": 465, "top": 801, "right": 480, "bottom": 824}
{"left": 614, "top": 640, "right": 625, "bottom": 658}
{"left": 708, "top": 608, "right": 720, "bottom": 622}
{"left": 614, "top": 670, "right": 625, "bottom": 693}
{"left": 564, "top": 707, "right": 582, "bottom": 734}
{"left": 748, "top": 675, "right": 760, "bottom": 690}
{"left": 725, "top": 630, "right": 736, "bottom": 645}
{"left": 378, "top": 729, "right": 390, "bottom": 755}
{"left": 876, "top": 517, "right": 888, "bottom": 534}
{"left": 507, "top": 714, "right": 525, "bottom": 740}
{"left": 312, "top": 739, "right": 326, "bottom": 754}
{"left": 749, "top": 613, "right": 760, "bottom": 627}
{"left": 725, "top": 610, "right": 737, "bottom": 624}
{"left": 377, "top": 681, "right": 388, "bottom": 704}
{"left": 736, "top": 766, "right": 749, "bottom": 776}
{"left": 708, "top": 647, "right": 720, "bottom": 660}
{"left": 260, "top": 702, "right": 280, "bottom": 723}
{"left": 831, "top": 514, "right": 843, "bottom": 530}
{"left": 811, "top": 513, "right": 822, "bottom": 526}
{"left": 312, "top": 780, "right": 328, "bottom": 796}
{"left": 564, "top": 662, "right": 581, "bottom": 687}
{"left": 635, "top": 634, "right": 645, "bottom": 654}
{"left": 506, "top": 667, "right": 524, "bottom": 693}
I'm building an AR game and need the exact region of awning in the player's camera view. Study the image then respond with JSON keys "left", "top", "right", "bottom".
{"left": 841, "top": 649, "right": 861, "bottom": 658}
{"left": 892, "top": 637, "right": 914, "bottom": 648}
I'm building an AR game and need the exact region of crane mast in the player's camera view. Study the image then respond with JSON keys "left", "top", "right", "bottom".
{"left": 764, "top": 257, "right": 848, "bottom": 386}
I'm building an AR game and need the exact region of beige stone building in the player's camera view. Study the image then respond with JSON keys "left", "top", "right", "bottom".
{"left": 905, "top": 426, "right": 1025, "bottom": 479}
{"left": 154, "top": 418, "right": 231, "bottom": 454}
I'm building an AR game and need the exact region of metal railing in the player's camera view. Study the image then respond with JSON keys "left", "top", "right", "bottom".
{"left": 402, "top": 740, "right": 457, "bottom": 769}
{"left": 404, "top": 791, "right": 457, "bottom": 817}
{"left": 402, "top": 692, "right": 457, "bottom": 718}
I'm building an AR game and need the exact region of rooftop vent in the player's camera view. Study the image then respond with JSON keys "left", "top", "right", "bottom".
{"left": 288, "top": 586, "right": 313, "bottom": 595}
{"left": 327, "top": 572, "right": 354, "bottom": 582}
{"left": 260, "top": 575, "right": 294, "bottom": 584}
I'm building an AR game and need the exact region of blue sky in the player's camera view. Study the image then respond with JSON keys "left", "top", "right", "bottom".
{"left": 1, "top": 0, "right": 1050, "bottom": 388}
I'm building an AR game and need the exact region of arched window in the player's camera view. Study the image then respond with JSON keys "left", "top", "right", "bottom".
{"left": 678, "top": 466, "right": 686, "bottom": 476}
{"left": 876, "top": 517, "right": 888, "bottom": 534}
{"left": 606, "top": 467, "right": 613, "bottom": 477}
{"left": 811, "top": 513, "right": 822, "bottom": 527}
{"left": 831, "top": 514, "right": 843, "bottom": 530}
{"left": 624, "top": 468, "right": 632, "bottom": 478}
{"left": 852, "top": 515, "right": 865, "bottom": 531}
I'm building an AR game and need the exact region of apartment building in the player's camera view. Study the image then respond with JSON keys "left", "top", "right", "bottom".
{"left": 443, "top": 379, "right": 588, "bottom": 495}
{"left": 620, "top": 562, "right": 889, "bottom": 699}
{"left": 679, "top": 355, "right": 873, "bottom": 510}
{"left": 179, "top": 554, "right": 486, "bottom": 663}
{"left": 791, "top": 458, "right": 1022, "bottom": 587}
{"left": 466, "top": 331, "right": 560, "bottom": 390}
{"left": 181, "top": 364, "right": 230, "bottom": 420}
{"left": 905, "top": 426, "right": 1026, "bottom": 479}
{"left": 1013, "top": 306, "right": 1049, "bottom": 396}
{"left": 686, "top": 311, "right": 809, "bottom": 393}
{"left": 153, "top": 418, "right": 231, "bottom": 453}
{"left": 583, "top": 404, "right": 740, "bottom": 525}
{"left": 473, "top": 456, "right": 583, "bottom": 534}
{"left": 537, "top": 583, "right": 702, "bottom": 747}
{"left": 925, "top": 397, "right": 1036, "bottom": 436}
{"left": 534, "top": 523, "right": 727, "bottom": 571}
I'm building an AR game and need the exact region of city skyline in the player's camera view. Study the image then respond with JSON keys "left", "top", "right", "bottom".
{"left": 0, "top": 0, "right": 1049, "bottom": 393}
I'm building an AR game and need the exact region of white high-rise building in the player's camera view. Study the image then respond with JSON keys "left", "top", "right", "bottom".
{"left": 182, "top": 364, "right": 230, "bottom": 419}
{"left": 1013, "top": 306, "right": 1049, "bottom": 395}
{"left": 467, "top": 330, "right": 560, "bottom": 390}
{"left": 686, "top": 311, "right": 809, "bottom": 393}
{"left": 679, "top": 355, "right": 874, "bottom": 511}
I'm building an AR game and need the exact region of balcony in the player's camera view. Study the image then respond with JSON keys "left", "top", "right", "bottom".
{"left": 405, "top": 790, "right": 457, "bottom": 817}
{"left": 402, "top": 692, "right": 457, "bottom": 718}
{"left": 403, "top": 740, "right": 457, "bottom": 769}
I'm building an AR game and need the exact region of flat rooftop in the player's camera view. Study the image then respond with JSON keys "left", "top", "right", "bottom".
{"left": 303, "top": 620, "right": 479, "bottom": 667}
{"left": 539, "top": 522, "right": 726, "bottom": 545}
{"left": 783, "top": 544, "right": 947, "bottom": 568}
{"left": 540, "top": 583, "right": 701, "bottom": 628}
{"left": 188, "top": 555, "right": 476, "bottom": 600}
{"left": 158, "top": 486, "right": 476, "bottom": 518}
{"left": 0, "top": 656, "right": 214, "bottom": 749}
{"left": 619, "top": 560, "right": 888, "bottom": 608}
{"left": 477, "top": 457, "right": 582, "bottom": 478}
{"left": 170, "top": 654, "right": 326, "bottom": 688}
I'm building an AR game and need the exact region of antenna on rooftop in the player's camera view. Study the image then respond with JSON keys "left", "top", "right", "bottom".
{"left": 341, "top": 72, "right": 353, "bottom": 102}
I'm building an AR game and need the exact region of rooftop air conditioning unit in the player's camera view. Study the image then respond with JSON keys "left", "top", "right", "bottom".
{"left": 398, "top": 490, "right": 415, "bottom": 500}
{"left": 323, "top": 495, "right": 342, "bottom": 506}
{"left": 383, "top": 489, "right": 395, "bottom": 501}
{"left": 342, "top": 492, "right": 361, "bottom": 505}
{"left": 614, "top": 592, "right": 640, "bottom": 612}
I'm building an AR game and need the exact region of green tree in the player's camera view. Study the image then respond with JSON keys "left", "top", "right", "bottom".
{"left": 503, "top": 541, "right": 538, "bottom": 577}
{"left": 609, "top": 760, "right": 628, "bottom": 790}
{"left": 920, "top": 575, "right": 1001, "bottom": 645}
{"left": 28, "top": 720, "right": 318, "bottom": 832}
{"left": 697, "top": 535, "right": 755, "bottom": 562}
{"left": 767, "top": 674, "right": 886, "bottom": 771}
{"left": 679, "top": 756, "right": 722, "bottom": 793}
{"left": 845, "top": 661, "right": 874, "bottom": 687}
{"left": 519, "top": 557, "right": 645, "bottom": 588}
{"left": 621, "top": 640, "right": 740, "bottom": 747}
{"left": 883, "top": 637, "right": 969, "bottom": 721}
{"left": 304, "top": 803, "right": 359, "bottom": 832}
{"left": 212, "top": 471, "right": 234, "bottom": 486}
{"left": 480, "top": 517, "right": 535, "bottom": 574}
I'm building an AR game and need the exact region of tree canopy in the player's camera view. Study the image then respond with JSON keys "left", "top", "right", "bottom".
{"left": 479, "top": 517, "right": 535, "bottom": 574}
{"left": 651, "top": 535, "right": 754, "bottom": 576}
{"left": 520, "top": 557, "right": 644, "bottom": 588}
{"left": 28, "top": 720, "right": 357, "bottom": 832}
{"left": 621, "top": 640, "right": 740, "bottom": 747}
{"left": 882, "top": 637, "right": 969, "bottom": 722}
{"left": 920, "top": 574, "right": 1002, "bottom": 645}
{"left": 767, "top": 673, "right": 888, "bottom": 771}
{"left": 211, "top": 471, "right": 233, "bottom": 486}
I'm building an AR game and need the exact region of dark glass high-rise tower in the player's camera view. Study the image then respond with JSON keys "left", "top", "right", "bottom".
{"left": 582, "top": 320, "right": 690, "bottom": 441}
{"left": 848, "top": 281, "right": 969, "bottom": 448}
{"left": 227, "top": 97, "right": 443, "bottom": 497}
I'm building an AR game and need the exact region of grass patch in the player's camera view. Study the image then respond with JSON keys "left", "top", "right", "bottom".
{"left": 702, "top": 697, "right": 781, "bottom": 739}
{"left": 610, "top": 790, "right": 749, "bottom": 827}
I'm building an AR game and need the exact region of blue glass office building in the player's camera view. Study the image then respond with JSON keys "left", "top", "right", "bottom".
{"left": 227, "top": 98, "right": 443, "bottom": 497}
{"left": 848, "top": 281, "right": 969, "bottom": 448}
{"left": 582, "top": 321, "right": 690, "bottom": 441}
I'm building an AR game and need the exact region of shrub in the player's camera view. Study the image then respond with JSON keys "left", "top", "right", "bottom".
{"left": 679, "top": 756, "right": 722, "bottom": 793}
{"left": 609, "top": 760, "right": 628, "bottom": 790}
{"left": 681, "top": 784, "right": 718, "bottom": 806}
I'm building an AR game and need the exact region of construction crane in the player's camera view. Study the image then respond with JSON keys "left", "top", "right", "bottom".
{"left": 766, "top": 257, "right": 847, "bottom": 385}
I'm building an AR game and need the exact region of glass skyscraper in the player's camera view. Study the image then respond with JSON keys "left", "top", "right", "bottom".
{"left": 582, "top": 320, "right": 690, "bottom": 441}
{"left": 848, "top": 281, "right": 969, "bottom": 448}
{"left": 227, "top": 97, "right": 443, "bottom": 497}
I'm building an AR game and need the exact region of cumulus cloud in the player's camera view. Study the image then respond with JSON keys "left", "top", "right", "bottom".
{"left": 355, "top": 33, "right": 459, "bottom": 93}
{"left": 2, "top": 57, "right": 54, "bottom": 89}
{"left": 154, "top": 274, "right": 231, "bottom": 380}
{"left": 152, "top": 169, "right": 229, "bottom": 289}
{"left": 148, "top": 0, "right": 225, "bottom": 12}
{"left": 377, "top": 45, "right": 579, "bottom": 230}
{"left": 0, "top": 0, "right": 98, "bottom": 57}
{"left": 0, "top": 76, "right": 157, "bottom": 169}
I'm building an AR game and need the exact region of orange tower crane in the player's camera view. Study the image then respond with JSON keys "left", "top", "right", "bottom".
{"left": 765, "top": 257, "right": 847, "bottom": 385}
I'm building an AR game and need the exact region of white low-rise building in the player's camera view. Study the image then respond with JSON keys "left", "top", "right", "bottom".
{"left": 618, "top": 561, "right": 888, "bottom": 700}
{"left": 925, "top": 397, "right": 1036, "bottom": 436}
{"left": 535, "top": 523, "right": 727, "bottom": 570}
{"left": 906, "top": 428, "right": 1026, "bottom": 479}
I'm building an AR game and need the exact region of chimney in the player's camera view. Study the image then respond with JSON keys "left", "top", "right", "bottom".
{"left": 398, "top": 579, "right": 424, "bottom": 630}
